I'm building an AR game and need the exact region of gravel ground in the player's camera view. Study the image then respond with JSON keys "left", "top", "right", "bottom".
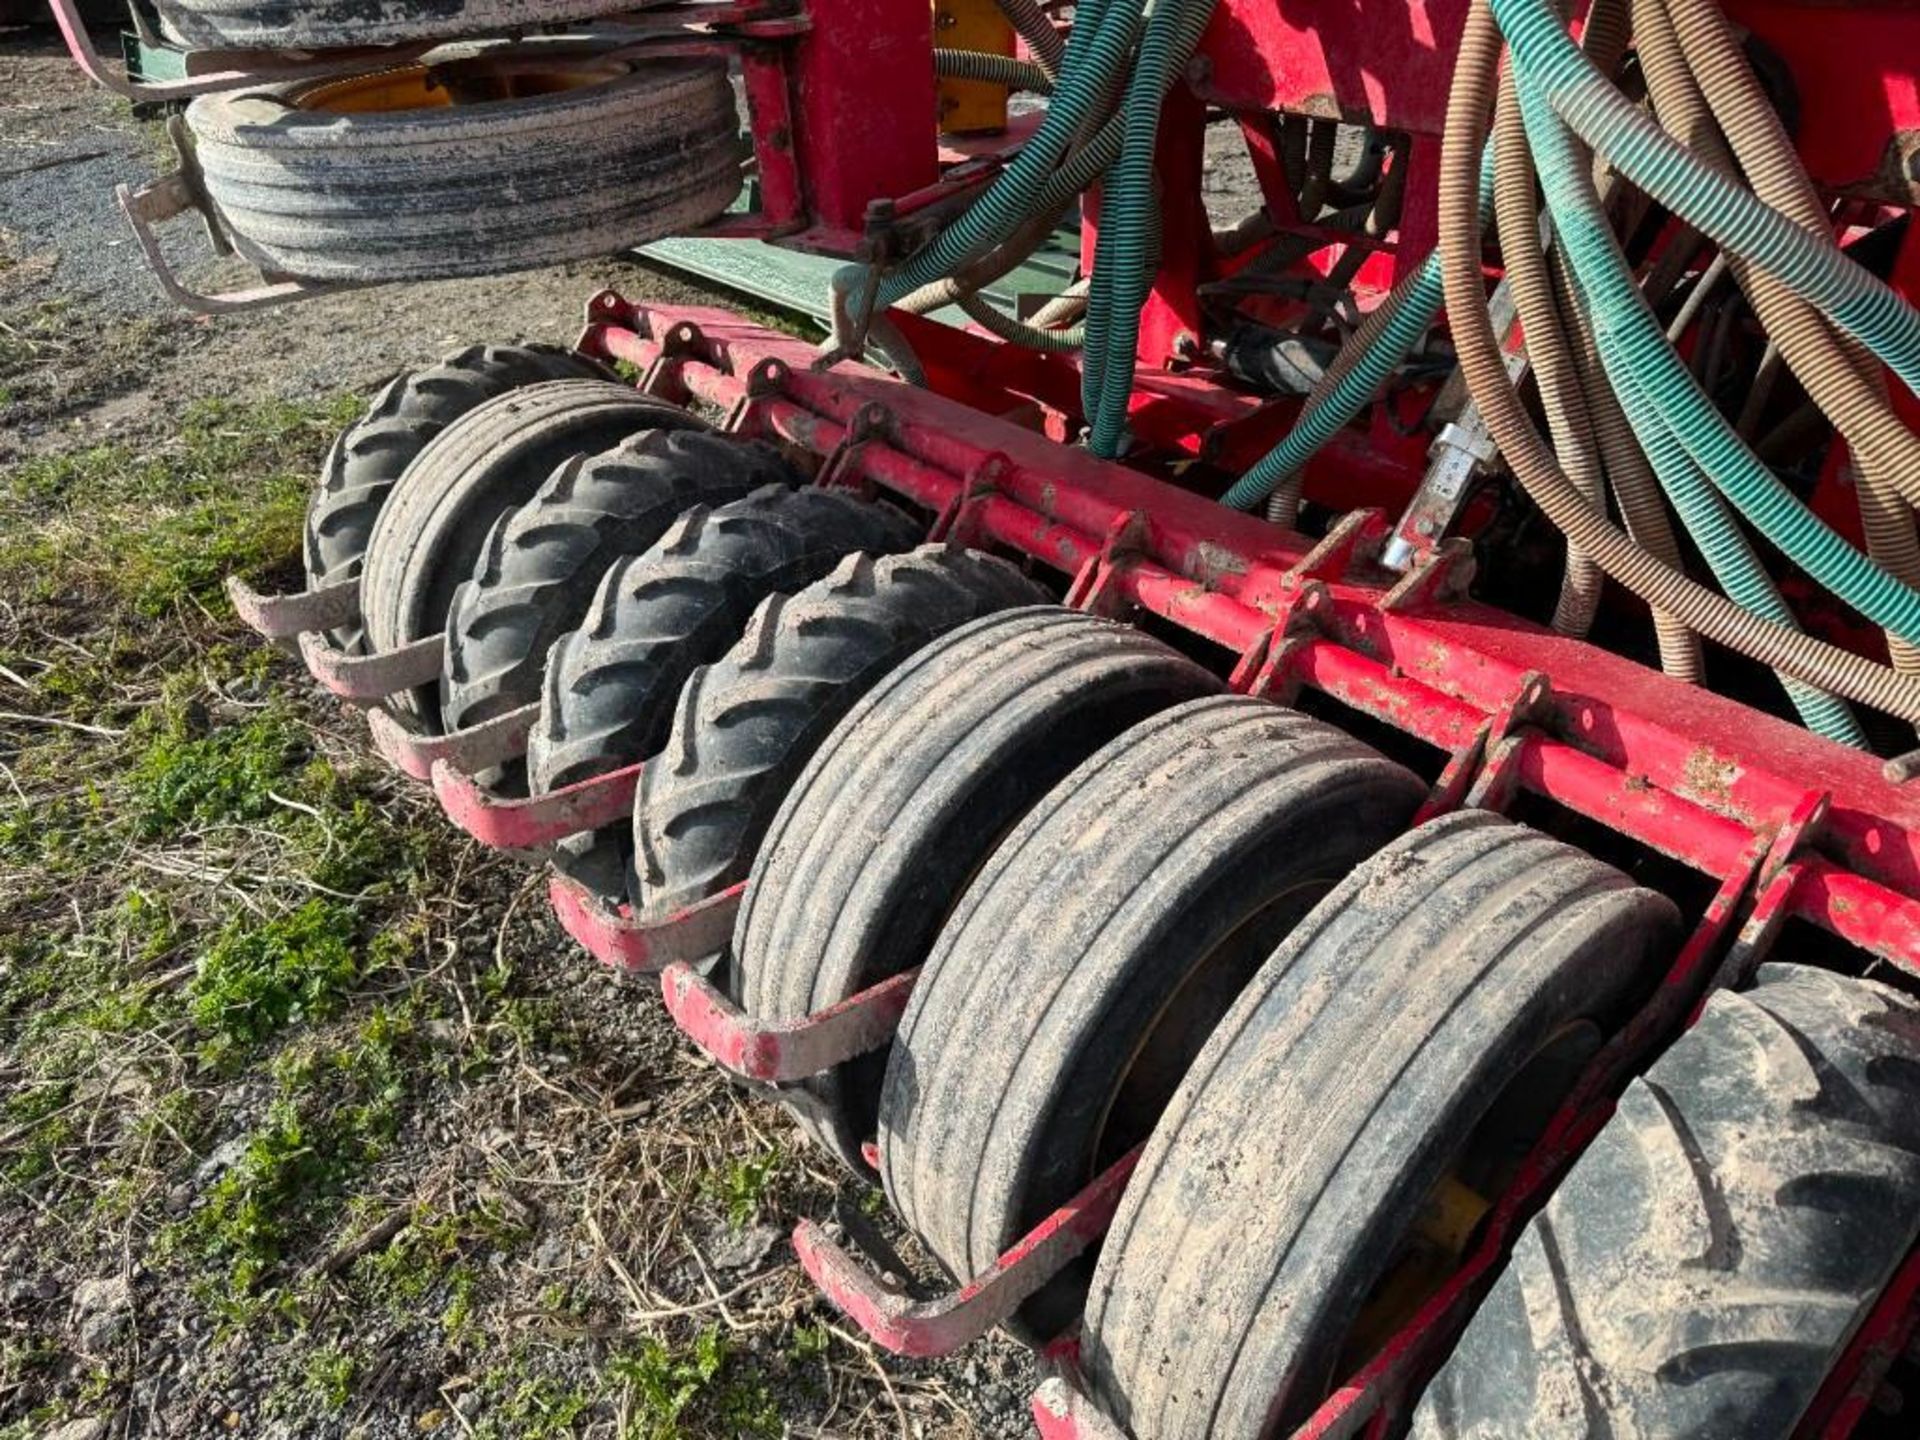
{"left": 1, "top": 22, "right": 1039, "bottom": 1440}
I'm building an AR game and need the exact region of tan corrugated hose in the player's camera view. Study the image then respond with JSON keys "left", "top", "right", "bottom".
{"left": 1439, "top": 0, "right": 1920, "bottom": 722}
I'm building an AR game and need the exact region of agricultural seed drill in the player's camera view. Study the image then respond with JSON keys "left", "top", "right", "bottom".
{"left": 44, "top": 0, "right": 1920, "bottom": 1431}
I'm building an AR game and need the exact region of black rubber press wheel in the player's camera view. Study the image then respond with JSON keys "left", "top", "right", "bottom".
{"left": 359, "top": 379, "right": 683, "bottom": 728}
{"left": 526, "top": 485, "right": 922, "bottom": 896}
{"left": 732, "top": 607, "right": 1223, "bottom": 1174}
{"left": 1411, "top": 963, "right": 1920, "bottom": 1440}
{"left": 186, "top": 52, "right": 743, "bottom": 283}
{"left": 1080, "top": 811, "right": 1678, "bottom": 1439}
{"left": 438, "top": 427, "right": 789, "bottom": 738}
{"left": 306, "top": 342, "right": 607, "bottom": 654}
{"left": 631, "top": 545, "right": 1048, "bottom": 921}
{"left": 878, "top": 695, "right": 1426, "bottom": 1340}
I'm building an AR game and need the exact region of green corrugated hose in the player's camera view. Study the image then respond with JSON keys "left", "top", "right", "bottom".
{"left": 1081, "top": 0, "right": 1219, "bottom": 455}
{"left": 1488, "top": 0, "right": 1920, "bottom": 396}
{"left": 1218, "top": 159, "right": 1495, "bottom": 512}
{"left": 872, "top": 0, "right": 1138, "bottom": 308}
{"left": 1503, "top": 27, "right": 1920, "bottom": 658}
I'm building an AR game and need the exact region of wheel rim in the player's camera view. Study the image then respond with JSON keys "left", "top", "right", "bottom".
{"left": 295, "top": 55, "right": 629, "bottom": 116}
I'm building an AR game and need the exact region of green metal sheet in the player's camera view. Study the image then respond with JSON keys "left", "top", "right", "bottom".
{"left": 639, "top": 233, "right": 1080, "bottom": 330}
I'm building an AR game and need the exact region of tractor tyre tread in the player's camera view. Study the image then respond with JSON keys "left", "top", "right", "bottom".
{"left": 879, "top": 694, "right": 1426, "bottom": 1339}
{"left": 631, "top": 545, "right": 1047, "bottom": 919}
{"left": 1082, "top": 810, "right": 1678, "bottom": 1439}
{"left": 526, "top": 485, "right": 921, "bottom": 894}
{"left": 305, "top": 342, "right": 605, "bottom": 652}
{"left": 1410, "top": 962, "right": 1920, "bottom": 1440}
{"left": 184, "top": 61, "right": 743, "bottom": 283}
{"left": 734, "top": 606, "right": 1223, "bottom": 1173}
{"left": 438, "top": 427, "right": 787, "bottom": 735}
{"left": 359, "top": 379, "right": 680, "bottom": 727}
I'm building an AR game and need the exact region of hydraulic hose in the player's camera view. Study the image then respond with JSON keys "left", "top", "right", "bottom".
{"left": 1489, "top": 23, "right": 1616, "bottom": 641}
{"left": 991, "top": 0, "right": 1065, "bottom": 78}
{"left": 1643, "top": 0, "right": 1920, "bottom": 682}
{"left": 1495, "top": 9, "right": 1920, "bottom": 657}
{"left": 1512, "top": 42, "right": 1863, "bottom": 739}
{"left": 1225, "top": 167, "right": 1497, "bottom": 515}
{"left": 1439, "top": 0, "right": 1920, "bottom": 725}
{"left": 932, "top": 49, "right": 1054, "bottom": 94}
{"left": 1080, "top": 0, "right": 1219, "bottom": 454}
{"left": 871, "top": 0, "right": 1139, "bottom": 309}
{"left": 1485, "top": 0, "right": 1920, "bottom": 394}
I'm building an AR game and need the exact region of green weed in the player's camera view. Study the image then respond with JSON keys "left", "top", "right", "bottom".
{"left": 190, "top": 899, "right": 361, "bottom": 1051}
{"left": 704, "top": 1145, "right": 783, "bottom": 1227}
{"left": 610, "top": 1328, "right": 780, "bottom": 1440}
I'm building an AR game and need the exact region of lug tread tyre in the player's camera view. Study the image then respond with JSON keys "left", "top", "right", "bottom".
{"left": 632, "top": 545, "right": 1047, "bottom": 920}
{"left": 734, "top": 607, "right": 1223, "bottom": 1172}
{"left": 154, "top": 0, "right": 652, "bottom": 49}
{"left": 361, "top": 379, "right": 679, "bottom": 727}
{"left": 879, "top": 695, "right": 1426, "bottom": 1339}
{"left": 527, "top": 486, "right": 922, "bottom": 893}
{"left": 185, "top": 62, "right": 744, "bottom": 283}
{"left": 1081, "top": 810, "right": 1678, "bottom": 1440}
{"left": 1410, "top": 962, "right": 1920, "bottom": 1440}
{"left": 306, "top": 342, "right": 604, "bottom": 652}
{"left": 439, "top": 428, "right": 786, "bottom": 734}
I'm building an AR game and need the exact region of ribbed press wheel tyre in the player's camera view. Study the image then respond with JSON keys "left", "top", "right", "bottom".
{"left": 733, "top": 607, "right": 1223, "bottom": 1174}
{"left": 306, "top": 342, "right": 607, "bottom": 654}
{"left": 1080, "top": 810, "right": 1679, "bottom": 1440}
{"left": 184, "top": 54, "right": 744, "bottom": 283}
{"left": 360, "top": 379, "right": 682, "bottom": 728}
{"left": 631, "top": 545, "right": 1048, "bottom": 922}
{"left": 878, "top": 696, "right": 1427, "bottom": 1341}
{"left": 153, "top": 0, "right": 647, "bottom": 49}
{"left": 438, "top": 428, "right": 792, "bottom": 739}
{"left": 527, "top": 485, "right": 923, "bottom": 897}
{"left": 1410, "top": 963, "right": 1920, "bottom": 1440}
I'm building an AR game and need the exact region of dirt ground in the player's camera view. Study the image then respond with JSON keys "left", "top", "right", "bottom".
{"left": 0, "top": 24, "right": 1036, "bottom": 1440}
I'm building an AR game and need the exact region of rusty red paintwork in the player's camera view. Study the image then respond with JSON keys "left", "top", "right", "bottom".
{"left": 431, "top": 759, "right": 640, "bottom": 851}
{"left": 365, "top": 702, "right": 538, "bottom": 784}
{"left": 791, "top": 1146, "right": 1142, "bottom": 1359}
{"left": 658, "top": 963, "right": 919, "bottom": 1083}
{"left": 548, "top": 877, "right": 745, "bottom": 975}
{"left": 585, "top": 297, "right": 1920, "bottom": 1434}
{"left": 224, "top": 574, "right": 361, "bottom": 640}
{"left": 585, "top": 298, "right": 1920, "bottom": 982}
{"left": 296, "top": 632, "right": 442, "bottom": 703}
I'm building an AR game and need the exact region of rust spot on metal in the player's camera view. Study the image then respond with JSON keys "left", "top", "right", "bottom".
{"left": 1683, "top": 747, "right": 1741, "bottom": 806}
{"left": 1190, "top": 541, "right": 1247, "bottom": 588}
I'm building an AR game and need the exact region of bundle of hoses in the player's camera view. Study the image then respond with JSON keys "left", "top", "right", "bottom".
{"left": 1437, "top": 0, "right": 1920, "bottom": 737}
{"left": 1226, "top": 0, "right": 1920, "bottom": 742}
{"left": 834, "top": 0, "right": 1219, "bottom": 451}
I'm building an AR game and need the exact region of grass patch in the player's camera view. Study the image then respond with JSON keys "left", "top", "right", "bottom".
{"left": 609, "top": 1328, "right": 781, "bottom": 1440}
{"left": 190, "top": 899, "right": 364, "bottom": 1051}
{"left": 0, "top": 392, "right": 357, "bottom": 614}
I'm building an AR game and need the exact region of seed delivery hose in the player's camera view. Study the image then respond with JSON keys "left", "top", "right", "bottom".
{"left": 1439, "top": 0, "right": 1920, "bottom": 727}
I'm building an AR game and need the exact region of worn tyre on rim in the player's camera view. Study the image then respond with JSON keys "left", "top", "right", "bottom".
{"left": 1410, "top": 963, "right": 1920, "bottom": 1440}
{"left": 878, "top": 695, "right": 1426, "bottom": 1340}
{"left": 733, "top": 607, "right": 1223, "bottom": 1174}
{"left": 152, "top": 0, "right": 650, "bottom": 49}
{"left": 360, "top": 379, "right": 685, "bottom": 728}
{"left": 185, "top": 54, "right": 744, "bottom": 283}
{"left": 631, "top": 545, "right": 1048, "bottom": 922}
{"left": 527, "top": 484, "right": 922, "bottom": 896}
{"left": 307, "top": 342, "right": 607, "bottom": 654}
{"left": 1080, "top": 810, "right": 1678, "bottom": 1439}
